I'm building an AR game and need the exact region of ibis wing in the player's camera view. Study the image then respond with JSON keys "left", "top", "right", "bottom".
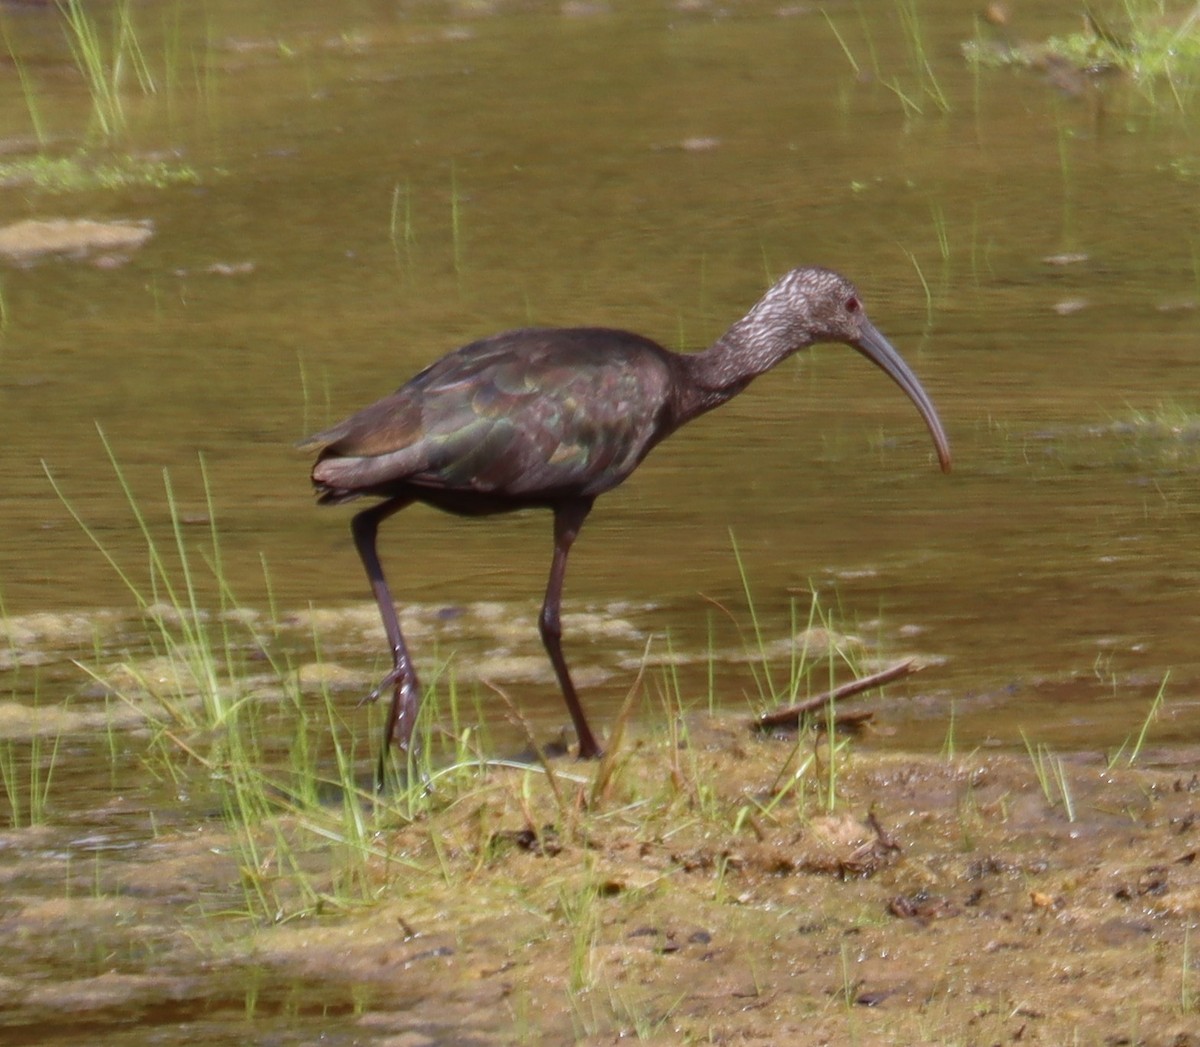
{"left": 309, "top": 329, "right": 674, "bottom": 501}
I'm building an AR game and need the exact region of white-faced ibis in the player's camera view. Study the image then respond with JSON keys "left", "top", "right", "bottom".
{"left": 303, "top": 267, "right": 951, "bottom": 777}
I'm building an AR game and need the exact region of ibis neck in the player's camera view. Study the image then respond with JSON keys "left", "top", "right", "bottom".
{"left": 673, "top": 313, "right": 810, "bottom": 425}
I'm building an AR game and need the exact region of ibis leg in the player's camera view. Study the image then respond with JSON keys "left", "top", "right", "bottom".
{"left": 350, "top": 498, "right": 418, "bottom": 784}
{"left": 539, "top": 499, "right": 603, "bottom": 759}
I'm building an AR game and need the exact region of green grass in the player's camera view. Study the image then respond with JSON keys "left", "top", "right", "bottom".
{"left": 55, "top": 0, "right": 166, "bottom": 141}
{"left": 1107, "top": 672, "right": 1169, "bottom": 768}
{"left": 1022, "top": 731, "right": 1076, "bottom": 822}
{"left": 2, "top": 21, "right": 48, "bottom": 146}
{"left": 1102, "top": 403, "right": 1200, "bottom": 471}
{"left": 902, "top": 248, "right": 935, "bottom": 330}
{"left": 0, "top": 587, "right": 62, "bottom": 829}
{"left": 2, "top": 0, "right": 217, "bottom": 169}
{"left": 717, "top": 534, "right": 870, "bottom": 816}
{"left": 727, "top": 533, "right": 863, "bottom": 715}
{"left": 0, "top": 153, "right": 200, "bottom": 192}
{"left": 389, "top": 180, "right": 416, "bottom": 266}
{"left": 940, "top": 699, "right": 958, "bottom": 759}
{"left": 824, "top": 0, "right": 952, "bottom": 116}
{"left": 1119, "top": 401, "right": 1200, "bottom": 436}
{"left": 558, "top": 872, "right": 603, "bottom": 995}
{"left": 58, "top": 0, "right": 134, "bottom": 139}
{"left": 0, "top": 709, "right": 63, "bottom": 829}
{"left": 1024, "top": 404, "right": 1200, "bottom": 477}
{"left": 44, "top": 428, "right": 452, "bottom": 919}
{"left": 894, "top": 0, "right": 950, "bottom": 113}
{"left": 382, "top": 171, "right": 470, "bottom": 283}
{"left": 43, "top": 432, "right": 887, "bottom": 927}
{"left": 964, "top": 0, "right": 1200, "bottom": 111}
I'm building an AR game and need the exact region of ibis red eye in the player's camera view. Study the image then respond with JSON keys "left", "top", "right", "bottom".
{"left": 845, "top": 296, "right": 860, "bottom": 313}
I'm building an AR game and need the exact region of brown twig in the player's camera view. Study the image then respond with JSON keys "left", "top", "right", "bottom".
{"left": 752, "top": 658, "right": 918, "bottom": 731}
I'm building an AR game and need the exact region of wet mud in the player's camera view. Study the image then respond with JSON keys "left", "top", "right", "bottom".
{"left": 3, "top": 721, "right": 1198, "bottom": 1044}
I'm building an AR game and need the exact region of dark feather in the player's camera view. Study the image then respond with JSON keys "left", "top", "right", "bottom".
{"left": 309, "top": 328, "right": 679, "bottom": 507}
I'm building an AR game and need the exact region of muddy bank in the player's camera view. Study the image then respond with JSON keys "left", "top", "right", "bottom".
{"left": 2, "top": 722, "right": 1198, "bottom": 1044}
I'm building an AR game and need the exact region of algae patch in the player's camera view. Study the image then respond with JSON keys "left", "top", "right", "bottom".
{"left": 0, "top": 154, "right": 201, "bottom": 194}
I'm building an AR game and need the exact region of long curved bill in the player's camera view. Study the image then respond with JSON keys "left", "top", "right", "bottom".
{"left": 851, "top": 318, "right": 952, "bottom": 473}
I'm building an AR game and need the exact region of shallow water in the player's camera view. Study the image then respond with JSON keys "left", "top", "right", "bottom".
{"left": 1, "top": 0, "right": 1199, "bottom": 1037}
{"left": 1, "top": 0, "right": 1195, "bottom": 756}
